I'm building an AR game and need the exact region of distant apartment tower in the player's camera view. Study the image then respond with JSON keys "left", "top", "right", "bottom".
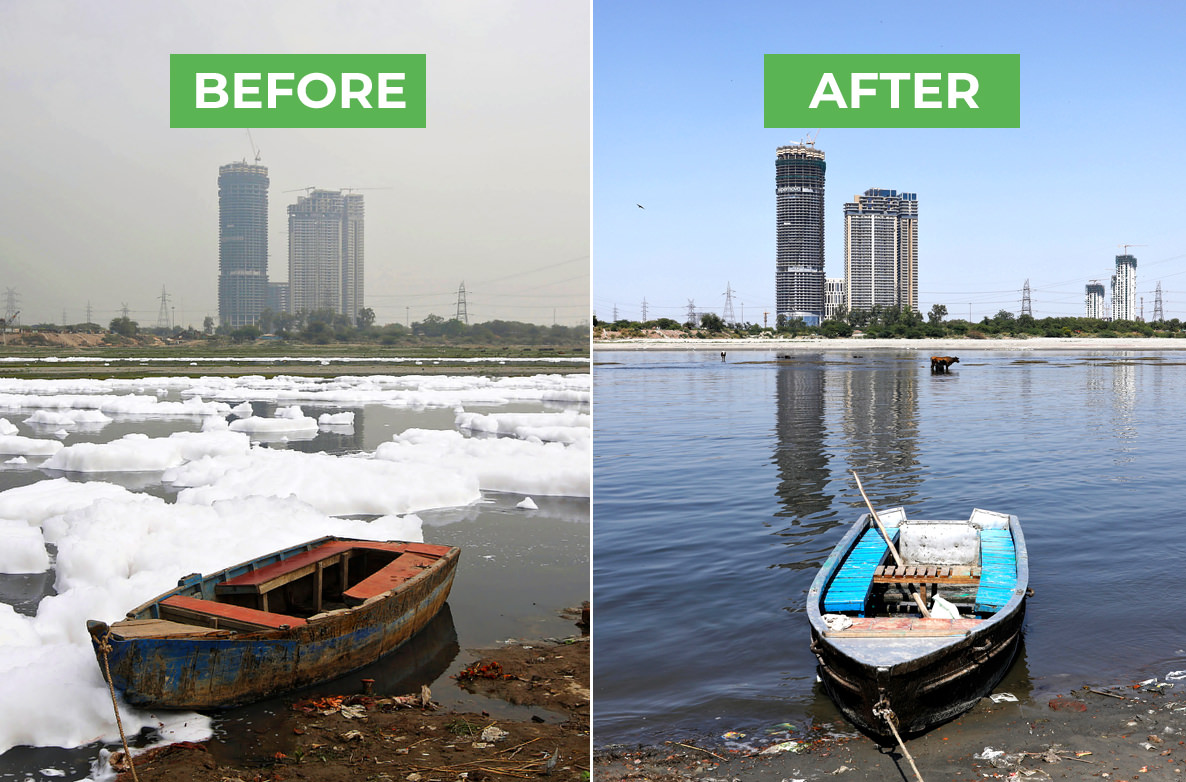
{"left": 266, "top": 281, "right": 290, "bottom": 315}
{"left": 1111, "top": 254, "right": 1137, "bottom": 321}
{"left": 825, "top": 277, "right": 845, "bottom": 320}
{"left": 843, "top": 188, "right": 919, "bottom": 313}
{"left": 1085, "top": 282, "right": 1106, "bottom": 319}
{"left": 288, "top": 190, "right": 365, "bottom": 323}
{"left": 218, "top": 162, "right": 269, "bottom": 328}
{"left": 775, "top": 143, "right": 826, "bottom": 326}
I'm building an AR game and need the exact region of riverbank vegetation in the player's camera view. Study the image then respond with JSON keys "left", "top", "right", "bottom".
{"left": 9, "top": 309, "right": 589, "bottom": 356}
{"left": 594, "top": 305, "right": 1186, "bottom": 341}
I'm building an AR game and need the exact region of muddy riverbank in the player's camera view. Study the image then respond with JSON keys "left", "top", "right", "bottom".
{"left": 595, "top": 675, "right": 1186, "bottom": 781}
{"left": 114, "top": 629, "right": 590, "bottom": 782}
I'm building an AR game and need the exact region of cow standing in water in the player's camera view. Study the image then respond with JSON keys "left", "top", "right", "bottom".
{"left": 930, "top": 356, "right": 959, "bottom": 374}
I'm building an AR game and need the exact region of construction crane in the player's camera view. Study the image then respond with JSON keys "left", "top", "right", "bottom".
{"left": 1118, "top": 243, "right": 1146, "bottom": 256}
{"left": 340, "top": 187, "right": 393, "bottom": 194}
{"left": 245, "top": 129, "right": 261, "bottom": 163}
{"left": 802, "top": 128, "right": 821, "bottom": 147}
{"left": 283, "top": 186, "right": 318, "bottom": 194}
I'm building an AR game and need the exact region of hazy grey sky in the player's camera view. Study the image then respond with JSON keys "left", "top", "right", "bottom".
{"left": 0, "top": 0, "right": 589, "bottom": 328}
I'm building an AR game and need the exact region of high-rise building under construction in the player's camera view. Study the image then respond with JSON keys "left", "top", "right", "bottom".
{"left": 218, "top": 162, "right": 269, "bottom": 328}
{"left": 1085, "top": 282, "right": 1105, "bottom": 319}
{"left": 775, "top": 143, "right": 826, "bottom": 326}
{"left": 1111, "top": 254, "right": 1137, "bottom": 321}
{"left": 843, "top": 188, "right": 918, "bottom": 313}
{"left": 288, "top": 190, "right": 365, "bottom": 323}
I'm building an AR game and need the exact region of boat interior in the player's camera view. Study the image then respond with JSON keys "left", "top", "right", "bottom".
{"left": 118, "top": 541, "right": 449, "bottom": 637}
{"left": 821, "top": 509, "right": 1018, "bottom": 635}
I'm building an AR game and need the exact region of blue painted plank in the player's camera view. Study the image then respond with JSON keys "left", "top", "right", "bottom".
{"left": 823, "top": 527, "right": 899, "bottom": 615}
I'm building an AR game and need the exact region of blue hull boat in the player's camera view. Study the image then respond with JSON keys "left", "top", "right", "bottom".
{"left": 87, "top": 537, "right": 460, "bottom": 709}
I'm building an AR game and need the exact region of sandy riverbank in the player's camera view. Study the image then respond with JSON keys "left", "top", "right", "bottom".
{"left": 595, "top": 676, "right": 1186, "bottom": 781}
{"left": 595, "top": 336, "right": 1186, "bottom": 352}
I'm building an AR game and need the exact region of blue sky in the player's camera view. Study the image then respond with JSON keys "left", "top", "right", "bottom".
{"left": 593, "top": 1, "right": 1186, "bottom": 324}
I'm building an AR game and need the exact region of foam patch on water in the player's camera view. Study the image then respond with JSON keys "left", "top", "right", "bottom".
{"left": 455, "top": 410, "right": 591, "bottom": 444}
{"left": 376, "top": 426, "right": 590, "bottom": 497}
{"left": 0, "top": 520, "right": 50, "bottom": 573}
{"left": 0, "top": 434, "right": 64, "bottom": 457}
{"left": 172, "top": 448, "right": 481, "bottom": 515}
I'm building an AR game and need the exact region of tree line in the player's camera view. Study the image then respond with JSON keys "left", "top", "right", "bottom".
{"left": 595, "top": 304, "right": 1186, "bottom": 340}
{"left": 32, "top": 307, "right": 588, "bottom": 348}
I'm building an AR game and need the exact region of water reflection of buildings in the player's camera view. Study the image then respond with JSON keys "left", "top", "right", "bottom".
{"left": 773, "top": 356, "right": 923, "bottom": 527}
{"left": 773, "top": 355, "right": 831, "bottom": 523}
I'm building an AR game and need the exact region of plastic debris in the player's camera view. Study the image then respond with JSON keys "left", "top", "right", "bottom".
{"left": 339, "top": 705, "right": 368, "bottom": 720}
{"left": 973, "top": 747, "right": 1024, "bottom": 769}
{"left": 722, "top": 731, "right": 745, "bottom": 740}
{"left": 990, "top": 692, "right": 1019, "bottom": 703}
{"left": 480, "top": 725, "right": 509, "bottom": 743}
{"left": 930, "top": 595, "right": 960, "bottom": 619}
{"left": 759, "top": 740, "right": 802, "bottom": 755}
{"left": 1167, "top": 670, "right": 1186, "bottom": 681}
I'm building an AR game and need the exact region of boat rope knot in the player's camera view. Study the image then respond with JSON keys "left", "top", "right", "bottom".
{"left": 98, "top": 629, "right": 139, "bottom": 782}
{"left": 873, "top": 697, "right": 925, "bottom": 782}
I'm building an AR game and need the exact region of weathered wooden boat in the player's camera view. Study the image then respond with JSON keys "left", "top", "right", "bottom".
{"left": 807, "top": 508, "right": 1028, "bottom": 740}
{"left": 86, "top": 537, "right": 460, "bottom": 709}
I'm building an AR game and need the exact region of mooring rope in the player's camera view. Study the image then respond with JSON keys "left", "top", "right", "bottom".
{"left": 873, "top": 699, "right": 924, "bottom": 782}
{"left": 98, "top": 630, "right": 139, "bottom": 782}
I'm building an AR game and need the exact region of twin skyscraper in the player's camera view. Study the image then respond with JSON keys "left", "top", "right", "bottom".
{"left": 775, "top": 143, "right": 918, "bottom": 326}
{"left": 217, "top": 162, "right": 365, "bottom": 330}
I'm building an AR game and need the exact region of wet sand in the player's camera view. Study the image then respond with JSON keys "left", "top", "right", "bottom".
{"left": 595, "top": 677, "right": 1186, "bottom": 781}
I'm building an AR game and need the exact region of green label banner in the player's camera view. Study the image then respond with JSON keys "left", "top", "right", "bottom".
{"left": 170, "top": 54, "right": 426, "bottom": 128}
{"left": 764, "top": 54, "right": 1019, "bottom": 128}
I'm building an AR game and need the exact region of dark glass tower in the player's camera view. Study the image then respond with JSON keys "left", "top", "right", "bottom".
{"left": 218, "top": 162, "right": 269, "bottom": 328}
{"left": 775, "top": 144, "right": 825, "bottom": 326}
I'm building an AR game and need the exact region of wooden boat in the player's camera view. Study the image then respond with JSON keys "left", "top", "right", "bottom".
{"left": 807, "top": 508, "right": 1028, "bottom": 740}
{"left": 86, "top": 537, "right": 460, "bottom": 709}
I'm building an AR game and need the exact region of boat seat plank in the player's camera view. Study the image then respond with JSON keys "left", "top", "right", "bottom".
{"left": 159, "top": 595, "right": 307, "bottom": 631}
{"left": 975, "top": 529, "right": 1018, "bottom": 613}
{"left": 343, "top": 554, "right": 436, "bottom": 606}
{"left": 111, "top": 618, "right": 233, "bottom": 639}
{"left": 217, "top": 544, "right": 348, "bottom": 593}
{"left": 824, "top": 616, "right": 983, "bottom": 638}
{"left": 873, "top": 565, "right": 981, "bottom": 585}
{"left": 823, "top": 528, "right": 900, "bottom": 614}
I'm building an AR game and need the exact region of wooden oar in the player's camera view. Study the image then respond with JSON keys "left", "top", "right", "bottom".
{"left": 850, "top": 470, "right": 930, "bottom": 619}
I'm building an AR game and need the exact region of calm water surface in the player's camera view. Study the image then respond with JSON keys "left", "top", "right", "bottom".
{"left": 593, "top": 348, "right": 1186, "bottom": 746}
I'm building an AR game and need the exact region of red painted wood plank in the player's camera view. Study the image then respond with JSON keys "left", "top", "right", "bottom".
{"left": 160, "top": 595, "right": 306, "bottom": 628}
{"left": 343, "top": 554, "right": 436, "bottom": 603}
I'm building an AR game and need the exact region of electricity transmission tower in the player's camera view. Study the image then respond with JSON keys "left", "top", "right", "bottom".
{"left": 86, "top": 301, "right": 93, "bottom": 325}
{"left": 1021, "top": 279, "right": 1032, "bottom": 317}
{"left": 1154, "top": 282, "right": 1164, "bottom": 322}
{"left": 455, "top": 282, "right": 468, "bottom": 324}
{"left": 722, "top": 283, "right": 737, "bottom": 325}
{"left": 686, "top": 299, "right": 697, "bottom": 327}
{"left": 641, "top": 298, "right": 648, "bottom": 322}
{"left": 157, "top": 286, "right": 172, "bottom": 329}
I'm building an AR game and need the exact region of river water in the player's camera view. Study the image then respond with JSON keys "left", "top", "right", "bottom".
{"left": 592, "top": 348, "right": 1186, "bottom": 746}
